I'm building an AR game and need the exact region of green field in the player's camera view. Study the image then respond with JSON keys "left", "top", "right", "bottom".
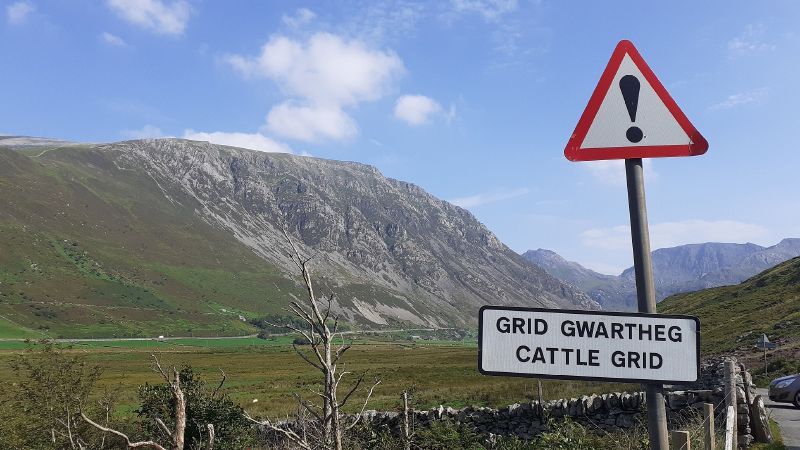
{"left": 0, "top": 336, "right": 291, "bottom": 351}
{"left": 0, "top": 339, "right": 636, "bottom": 419}
{"left": 0, "top": 315, "right": 43, "bottom": 339}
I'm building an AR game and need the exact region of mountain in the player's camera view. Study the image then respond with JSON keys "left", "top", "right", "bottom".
{"left": 522, "top": 241, "right": 800, "bottom": 311}
{"left": 0, "top": 138, "right": 597, "bottom": 338}
{"left": 520, "top": 249, "right": 633, "bottom": 311}
{"left": 659, "top": 256, "right": 800, "bottom": 353}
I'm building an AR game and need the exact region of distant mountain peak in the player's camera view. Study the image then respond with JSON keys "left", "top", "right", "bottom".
{"left": 523, "top": 240, "right": 800, "bottom": 312}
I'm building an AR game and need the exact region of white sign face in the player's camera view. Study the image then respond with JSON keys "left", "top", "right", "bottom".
{"left": 479, "top": 307, "right": 700, "bottom": 383}
{"left": 581, "top": 54, "right": 691, "bottom": 149}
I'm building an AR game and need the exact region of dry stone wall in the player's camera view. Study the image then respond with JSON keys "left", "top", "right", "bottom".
{"left": 259, "top": 358, "right": 763, "bottom": 447}
{"left": 356, "top": 358, "right": 760, "bottom": 445}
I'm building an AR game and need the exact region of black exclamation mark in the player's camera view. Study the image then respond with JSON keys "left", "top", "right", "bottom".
{"left": 619, "top": 75, "right": 643, "bottom": 143}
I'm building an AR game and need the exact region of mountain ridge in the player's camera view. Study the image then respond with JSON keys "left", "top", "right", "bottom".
{"left": 523, "top": 240, "right": 800, "bottom": 310}
{"left": 0, "top": 137, "right": 597, "bottom": 338}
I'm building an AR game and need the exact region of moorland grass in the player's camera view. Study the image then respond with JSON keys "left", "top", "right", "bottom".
{"left": 0, "top": 341, "right": 635, "bottom": 419}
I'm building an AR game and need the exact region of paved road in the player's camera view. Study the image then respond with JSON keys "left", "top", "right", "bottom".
{"left": 0, "top": 334, "right": 259, "bottom": 342}
{"left": 757, "top": 388, "right": 800, "bottom": 450}
{"left": 0, "top": 327, "right": 456, "bottom": 342}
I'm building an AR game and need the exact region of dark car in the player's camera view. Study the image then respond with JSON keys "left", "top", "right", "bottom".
{"left": 768, "top": 373, "right": 800, "bottom": 408}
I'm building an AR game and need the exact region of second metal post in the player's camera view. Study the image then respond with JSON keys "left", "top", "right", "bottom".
{"left": 625, "top": 158, "right": 669, "bottom": 450}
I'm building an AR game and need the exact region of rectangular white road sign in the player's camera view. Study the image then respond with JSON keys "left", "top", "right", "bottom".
{"left": 479, "top": 306, "right": 700, "bottom": 384}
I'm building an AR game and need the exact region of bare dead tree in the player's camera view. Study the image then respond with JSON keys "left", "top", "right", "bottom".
{"left": 80, "top": 354, "right": 212, "bottom": 450}
{"left": 246, "top": 229, "right": 380, "bottom": 450}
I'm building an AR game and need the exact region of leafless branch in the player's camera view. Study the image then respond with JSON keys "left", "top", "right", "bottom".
{"left": 282, "top": 228, "right": 308, "bottom": 273}
{"left": 322, "top": 295, "right": 332, "bottom": 325}
{"left": 154, "top": 418, "right": 172, "bottom": 439}
{"left": 333, "top": 343, "right": 351, "bottom": 364}
{"left": 338, "top": 373, "right": 363, "bottom": 409}
{"left": 346, "top": 380, "right": 381, "bottom": 431}
{"left": 292, "top": 393, "right": 323, "bottom": 423}
{"left": 292, "top": 343, "right": 324, "bottom": 372}
{"left": 289, "top": 302, "right": 314, "bottom": 325}
{"left": 244, "top": 412, "right": 312, "bottom": 450}
{"left": 331, "top": 315, "right": 340, "bottom": 335}
{"left": 81, "top": 412, "right": 168, "bottom": 450}
{"left": 211, "top": 369, "right": 226, "bottom": 399}
{"left": 151, "top": 354, "right": 170, "bottom": 383}
{"left": 205, "top": 424, "right": 215, "bottom": 450}
{"left": 308, "top": 387, "right": 327, "bottom": 401}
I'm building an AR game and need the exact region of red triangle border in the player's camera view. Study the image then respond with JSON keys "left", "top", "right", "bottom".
{"left": 564, "top": 40, "right": 708, "bottom": 162}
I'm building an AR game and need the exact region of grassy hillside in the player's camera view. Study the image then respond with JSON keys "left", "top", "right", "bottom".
{"left": 659, "top": 256, "right": 800, "bottom": 353}
{"left": 0, "top": 146, "right": 300, "bottom": 338}
{"left": 1, "top": 140, "right": 600, "bottom": 338}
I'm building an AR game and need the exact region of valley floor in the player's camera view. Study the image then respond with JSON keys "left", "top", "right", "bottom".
{"left": 0, "top": 339, "right": 635, "bottom": 419}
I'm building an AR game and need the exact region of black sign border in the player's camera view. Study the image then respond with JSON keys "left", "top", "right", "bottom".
{"left": 478, "top": 305, "right": 701, "bottom": 385}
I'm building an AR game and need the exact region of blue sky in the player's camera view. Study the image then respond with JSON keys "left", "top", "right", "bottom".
{"left": 3, "top": 0, "right": 799, "bottom": 274}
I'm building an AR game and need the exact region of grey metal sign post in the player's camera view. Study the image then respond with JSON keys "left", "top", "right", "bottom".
{"left": 560, "top": 39, "right": 709, "bottom": 450}
{"left": 625, "top": 157, "right": 668, "bottom": 450}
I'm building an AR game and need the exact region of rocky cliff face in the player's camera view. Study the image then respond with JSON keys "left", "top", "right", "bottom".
{"left": 0, "top": 138, "right": 596, "bottom": 335}
{"left": 105, "top": 139, "right": 599, "bottom": 325}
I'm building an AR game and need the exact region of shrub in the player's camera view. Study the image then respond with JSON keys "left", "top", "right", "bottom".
{"left": 533, "top": 418, "right": 599, "bottom": 450}
{"left": 0, "top": 342, "right": 106, "bottom": 449}
{"left": 413, "top": 420, "right": 485, "bottom": 450}
{"left": 137, "top": 366, "right": 255, "bottom": 450}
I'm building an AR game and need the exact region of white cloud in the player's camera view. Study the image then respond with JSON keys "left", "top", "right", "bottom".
{"left": 584, "top": 159, "right": 658, "bottom": 186}
{"left": 101, "top": 31, "right": 127, "bottom": 46}
{"left": 106, "top": 0, "right": 191, "bottom": 36}
{"left": 451, "top": 0, "right": 518, "bottom": 21}
{"left": 579, "top": 220, "right": 770, "bottom": 251}
{"left": 226, "top": 33, "right": 404, "bottom": 106}
{"left": 341, "top": 0, "right": 425, "bottom": 44}
{"left": 728, "top": 23, "right": 775, "bottom": 56}
{"left": 450, "top": 187, "right": 530, "bottom": 209}
{"left": 183, "top": 130, "right": 292, "bottom": 153}
{"left": 394, "top": 95, "right": 442, "bottom": 126}
{"left": 265, "top": 102, "right": 357, "bottom": 142}
{"left": 225, "top": 32, "right": 404, "bottom": 143}
{"left": 709, "top": 88, "right": 768, "bottom": 111}
{"left": 6, "top": 1, "right": 34, "bottom": 25}
{"left": 122, "top": 124, "right": 163, "bottom": 139}
{"left": 282, "top": 8, "right": 315, "bottom": 29}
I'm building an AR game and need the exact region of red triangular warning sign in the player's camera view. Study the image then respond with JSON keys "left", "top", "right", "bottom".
{"left": 564, "top": 40, "right": 708, "bottom": 162}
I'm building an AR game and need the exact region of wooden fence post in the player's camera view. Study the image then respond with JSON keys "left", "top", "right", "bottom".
{"left": 724, "top": 405, "right": 736, "bottom": 450}
{"left": 671, "top": 430, "right": 691, "bottom": 450}
{"left": 724, "top": 360, "right": 737, "bottom": 450}
{"left": 401, "top": 391, "right": 411, "bottom": 450}
{"left": 703, "top": 402, "right": 715, "bottom": 450}
{"left": 537, "top": 379, "right": 543, "bottom": 404}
